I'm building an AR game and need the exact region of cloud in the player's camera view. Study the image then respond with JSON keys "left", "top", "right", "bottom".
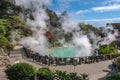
{"left": 84, "top": 18, "right": 120, "bottom": 27}
{"left": 92, "top": 5, "right": 120, "bottom": 12}
{"left": 85, "top": 18, "right": 120, "bottom": 22}
{"left": 58, "top": 0, "right": 81, "bottom": 3}
{"left": 108, "top": 0, "right": 120, "bottom": 3}
{"left": 76, "top": 10, "right": 89, "bottom": 14}
{"left": 76, "top": 4, "right": 120, "bottom": 15}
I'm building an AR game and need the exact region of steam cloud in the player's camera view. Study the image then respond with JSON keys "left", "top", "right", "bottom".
{"left": 15, "top": 0, "right": 51, "bottom": 55}
{"left": 59, "top": 16, "right": 92, "bottom": 57}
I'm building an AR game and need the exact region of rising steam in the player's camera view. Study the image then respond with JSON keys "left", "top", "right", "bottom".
{"left": 15, "top": 0, "right": 51, "bottom": 55}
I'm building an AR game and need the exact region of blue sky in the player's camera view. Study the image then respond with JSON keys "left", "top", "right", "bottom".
{"left": 48, "top": 0, "right": 120, "bottom": 27}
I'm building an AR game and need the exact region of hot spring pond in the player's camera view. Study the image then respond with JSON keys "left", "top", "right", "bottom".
{"left": 49, "top": 47, "right": 76, "bottom": 58}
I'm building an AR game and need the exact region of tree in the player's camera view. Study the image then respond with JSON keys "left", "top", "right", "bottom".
{"left": 5, "top": 63, "right": 35, "bottom": 80}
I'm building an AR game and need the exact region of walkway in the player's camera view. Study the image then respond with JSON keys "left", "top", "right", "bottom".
{"left": 0, "top": 47, "right": 115, "bottom": 80}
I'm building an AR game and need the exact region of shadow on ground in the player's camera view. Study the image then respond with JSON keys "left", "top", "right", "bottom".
{"left": 99, "top": 64, "right": 117, "bottom": 80}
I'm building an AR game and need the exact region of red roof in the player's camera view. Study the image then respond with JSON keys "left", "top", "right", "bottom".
{"left": 44, "top": 33, "right": 54, "bottom": 38}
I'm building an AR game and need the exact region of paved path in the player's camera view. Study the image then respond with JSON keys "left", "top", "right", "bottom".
{"left": 49, "top": 60, "right": 113, "bottom": 80}
{"left": 0, "top": 67, "right": 7, "bottom": 80}
{"left": 0, "top": 47, "right": 115, "bottom": 80}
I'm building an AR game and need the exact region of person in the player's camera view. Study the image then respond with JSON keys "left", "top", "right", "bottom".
{"left": 111, "top": 59, "right": 117, "bottom": 72}
{"left": 95, "top": 50, "right": 99, "bottom": 62}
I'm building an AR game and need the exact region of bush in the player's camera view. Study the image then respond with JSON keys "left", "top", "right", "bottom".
{"left": 36, "top": 67, "right": 54, "bottom": 80}
{"left": 98, "top": 44, "right": 117, "bottom": 54}
{"left": 37, "top": 68, "right": 89, "bottom": 80}
{"left": 54, "top": 70, "right": 88, "bottom": 80}
{"left": 5, "top": 64, "right": 89, "bottom": 80}
{"left": 67, "top": 72, "right": 81, "bottom": 80}
{"left": 115, "top": 57, "right": 120, "bottom": 71}
{"left": 106, "top": 73, "right": 120, "bottom": 80}
{"left": 0, "top": 35, "right": 14, "bottom": 51}
{"left": 54, "top": 70, "right": 68, "bottom": 80}
{"left": 5, "top": 63, "right": 35, "bottom": 80}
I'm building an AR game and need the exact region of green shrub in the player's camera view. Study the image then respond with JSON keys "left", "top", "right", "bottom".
{"left": 0, "top": 35, "right": 14, "bottom": 51}
{"left": 54, "top": 70, "right": 88, "bottom": 80}
{"left": 36, "top": 68, "right": 89, "bottom": 80}
{"left": 115, "top": 57, "right": 120, "bottom": 71}
{"left": 67, "top": 72, "right": 81, "bottom": 80}
{"left": 98, "top": 44, "right": 117, "bottom": 54}
{"left": 5, "top": 63, "right": 35, "bottom": 80}
{"left": 106, "top": 73, "right": 120, "bottom": 80}
{"left": 36, "top": 67, "right": 54, "bottom": 80}
{"left": 54, "top": 70, "right": 68, "bottom": 80}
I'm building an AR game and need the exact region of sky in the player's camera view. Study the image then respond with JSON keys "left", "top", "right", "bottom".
{"left": 48, "top": 0, "right": 120, "bottom": 27}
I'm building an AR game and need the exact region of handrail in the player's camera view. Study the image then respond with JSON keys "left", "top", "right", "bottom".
{"left": 23, "top": 47, "right": 120, "bottom": 66}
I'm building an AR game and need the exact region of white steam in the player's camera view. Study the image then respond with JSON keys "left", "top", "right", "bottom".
{"left": 100, "top": 25, "right": 118, "bottom": 45}
{"left": 73, "top": 35, "right": 92, "bottom": 57}
{"left": 61, "top": 17, "right": 80, "bottom": 33}
{"left": 15, "top": 0, "right": 51, "bottom": 55}
{"left": 88, "top": 25, "right": 118, "bottom": 49}
{"left": 60, "top": 16, "right": 118, "bottom": 57}
{"left": 59, "top": 16, "right": 92, "bottom": 57}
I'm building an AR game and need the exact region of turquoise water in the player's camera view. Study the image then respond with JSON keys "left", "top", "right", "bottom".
{"left": 49, "top": 47, "right": 75, "bottom": 58}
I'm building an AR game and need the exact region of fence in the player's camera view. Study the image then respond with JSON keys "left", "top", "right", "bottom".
{"left": 23, "top": 47, "right": 120, "bottom": 66}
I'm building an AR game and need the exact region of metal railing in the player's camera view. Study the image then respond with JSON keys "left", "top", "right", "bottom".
{"left": 23, "top": 47, "right": 120, "bottom": 66}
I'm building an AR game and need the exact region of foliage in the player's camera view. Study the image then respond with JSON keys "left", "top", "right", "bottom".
{"left": 54, "top": 70, "right": 68, "bottom": 80}
{"left": 0, "top": 19, "right": 10, "bottom": 35}
{"left": 0, "top": 0, "right": 23, "bottom": 18}
{"left": 0, "top": 16, "right": 32, "bottom": 51}
{"left": 106, "top": 73, "right": 120, "bottom": 80}
{"left": 37, "top": 67, "right": 89, "bottom": 80}
{"left": 80, "top": 74, "right": 89, "bottom": 80}
{"left": 0, "top": 0, "right": 32, "bottom": 51}
{"left": 46, "top": 8, "right": 59, "bottom": 27}
{"left": 0, "top": 35, "right": 14, "bottom": 51}
{"left": 36, "top": 67, "right": 54, "bottom": 80}
{"left": 54, "top": 70, "right": 88, "bottom": 80}
{"left": 67, "top": 72, "right": 82, "bottom": 80}
{"left": 5, "top": 63, "right": 89, "bottom": 80}
{"left": 115, "top": 57, "right": 120, "bottom": 71}
{"left": 79, "top": 24, "right": 101, "bottom": 34}
{"left": 98, "top": 44, "right": 117, "bottom": 54}
{"left": 5, "top": 63, "right": 35, "bottom": 80}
